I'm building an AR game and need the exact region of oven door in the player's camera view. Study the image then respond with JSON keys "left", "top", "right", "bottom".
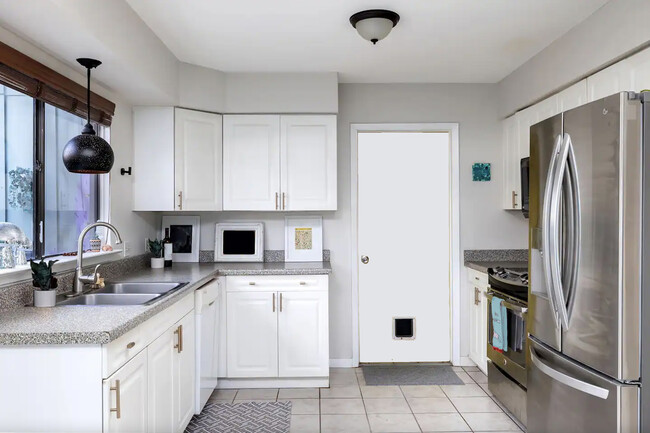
{"left": 486, "top": 291, "right": 528, "bottom": 387}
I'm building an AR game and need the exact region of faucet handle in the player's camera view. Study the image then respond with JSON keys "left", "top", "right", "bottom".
{"left": 92, "top": 264, "right": 102, "bottom": 282}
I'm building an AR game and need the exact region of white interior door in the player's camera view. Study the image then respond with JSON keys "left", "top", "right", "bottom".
{"left": 358, "top": 131, "right": 451, "bottom": 363}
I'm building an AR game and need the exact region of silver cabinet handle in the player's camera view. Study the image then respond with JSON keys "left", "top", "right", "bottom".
{"left": 178, "top": 191, "right": 183, "bottom": 210}
{"left": 272, "top": 293, "right": 276, "bottom": 312}
{"left": 361, "top": 255, "right": 369, "bottom": 264}
{"left": 279, "top": 293, "right": 283, "bottom": 312}
{"left": 275, "top": 192, "right": 279, "bottom": 210}
{"left": 282, "top": 192, "right": 286, "bottom": 210}
{"left": 110, "top": 380, "right": 121, "bottom": 419}
{"left": 474, "top": 287, "right": 480, "bottom": 306}
{"left": 174, "top": 325, "right": 183, "bottom": 353}
{"left": 512, "top": 190, "right": 518, "bottom": 208}
{"left": 530, "top": 346, "right": 609, "bottom": 399}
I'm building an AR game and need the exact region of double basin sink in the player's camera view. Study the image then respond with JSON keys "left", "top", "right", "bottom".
{"left": 57, "top": 282, "right": 188, "bottom": 306}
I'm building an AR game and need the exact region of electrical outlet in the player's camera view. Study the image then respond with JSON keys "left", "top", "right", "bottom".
{"left": 144, "top": 237, "right": 149, "bottom": 253}
{"left": 123, "top": 241, "right": 131, "bottom": 256}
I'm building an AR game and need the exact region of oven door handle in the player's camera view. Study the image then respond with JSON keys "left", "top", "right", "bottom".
{"left": 485, "top": 292, "right": 528, "bottom": 315}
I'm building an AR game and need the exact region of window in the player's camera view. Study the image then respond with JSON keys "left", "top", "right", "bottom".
{"left": 1, "top": 85, "right": 104, "bottom": 259}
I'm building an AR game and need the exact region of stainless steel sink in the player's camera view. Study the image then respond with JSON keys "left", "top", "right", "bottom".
{"left": 57, "top": 293, "right": 161, "bottom": 306}
{"left": 96, "top": 282, "right": 185, "bottom": 295}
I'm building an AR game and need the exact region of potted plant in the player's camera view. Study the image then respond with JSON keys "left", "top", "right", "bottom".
{"left": 30, "top": 259, "right": 58, "bottom": 307}
{"left": 148, "top": 238, "right": 164, "bottom": 268}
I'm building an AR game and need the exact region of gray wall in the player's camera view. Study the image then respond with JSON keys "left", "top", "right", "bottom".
{"left": 499, "top": 0, "right": 650, "bottom": 117}
{"left": 190, "top": 83, "right": 528, "bottom": 361}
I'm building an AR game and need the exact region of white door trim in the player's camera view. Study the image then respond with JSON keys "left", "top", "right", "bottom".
{"left": 350, "top": 123, "right": 461, "bottom": 366}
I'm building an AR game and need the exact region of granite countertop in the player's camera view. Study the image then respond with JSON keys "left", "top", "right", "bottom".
{"left": 0, "top": 261, "right": 331, "bottom": 346}
{"left": 464, "top": 260, "right": 528, "bottom": 274}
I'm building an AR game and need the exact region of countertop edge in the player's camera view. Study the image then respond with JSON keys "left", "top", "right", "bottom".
{"left": 0, "top": 266, "right": 332, "bottom": 346}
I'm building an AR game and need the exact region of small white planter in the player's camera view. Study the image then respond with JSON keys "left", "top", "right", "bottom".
{"left": 151, "top": 257, "right": 165, "bottom": 269}
{"left": 33, "top": 289, "right": 57, "bottom": 308}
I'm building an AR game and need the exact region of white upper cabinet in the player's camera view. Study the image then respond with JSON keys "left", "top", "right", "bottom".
{"left": 223, "top": 114, "right": 337, "bottom": 211}
{"left": 175, "top": 108, "right": 223, "bottom": 211}
{"left": 628, "top": 49, "right": 650, "bottom": 92}
{"left": 133, "top": 107, "right": 223, "bottom": 211}
{"left": 557, "top": 80, "right": 588, "bottom": 112}
{"left": 280, "top": 115, "right": 337, "bottom": 210}
{"left": 587, "top": 59, "right": 633, "bottom": 102}
{"left": 223, "top": 115, "right": 281, "bottom": 210}
{"left": 133, "top": 107, "right": 175, "bottom": 211}
{"left": 502, "top": 115, "right": 521, "bottom": 210}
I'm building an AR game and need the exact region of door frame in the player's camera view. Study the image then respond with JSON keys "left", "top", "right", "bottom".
{"left": 350, "top": 123, "right": 461, "bottom": 366}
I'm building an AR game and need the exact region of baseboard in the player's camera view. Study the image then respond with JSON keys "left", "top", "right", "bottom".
{"left": 218, "top": 377, "right": 329, "bottom": 389}
{"left": 457, "top": 356, "right": 476, "bottom": 367}
{"left": 329, "top": 358, "right": 354, "bottom": 368}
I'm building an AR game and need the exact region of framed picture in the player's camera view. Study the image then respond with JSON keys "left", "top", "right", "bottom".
{"left": 214, "top": 222, "right": 264, "bottom": 262}
{"left": 161, "top": 215, "right": 200, "bottom": 262}
{"left": 285, "top": 216, "right": 323, "bottom": 262}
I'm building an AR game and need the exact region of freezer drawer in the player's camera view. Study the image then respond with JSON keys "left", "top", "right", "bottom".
{"left": 527, "top": 337, "right": 638, "bottom": 433}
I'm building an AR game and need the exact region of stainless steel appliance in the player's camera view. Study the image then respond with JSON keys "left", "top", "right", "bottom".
{"left": 527, "top": 92, "right": 648, "bottom": 433}
{"left": 486, "top": 267, "right": 529, "bottom": 425}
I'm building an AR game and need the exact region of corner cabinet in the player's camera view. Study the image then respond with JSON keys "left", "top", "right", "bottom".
{"left": 133, "top": 107, "right": 223, "bottom": 211}
{"left": 0, "top": 293, "right": 196, "bottom": 433}
{"left": 223, "top": 114, "right": 337, "bottom": 211}
{"left": 467, "top": 268, "right": 488, "bottom": 374}
{"left": 222, "top": 275, "right": 330, "bottom": 388}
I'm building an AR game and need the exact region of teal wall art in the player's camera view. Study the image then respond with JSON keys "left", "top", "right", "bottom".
{"left": 472, "top": 163, "right": 491, "bottom": 181}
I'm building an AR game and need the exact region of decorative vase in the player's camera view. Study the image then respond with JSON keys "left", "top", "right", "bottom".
{"left": 33, "top": 289, "right": 57, "bottom": 307}
{"left": 151, "top": 257, "right": 164, "bottom": 269}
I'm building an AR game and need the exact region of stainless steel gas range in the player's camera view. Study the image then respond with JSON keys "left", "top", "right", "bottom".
{"left": 486, "top": 266, "right": 528, "bottom": 427}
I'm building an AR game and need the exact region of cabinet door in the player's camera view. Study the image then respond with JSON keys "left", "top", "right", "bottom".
{"left": 628, "top": 49, "right": 650, "bottom": 92}
{"left": 223, "top": 115, "right": 281, "bottom": 210}
{"left": 478, "top": 287, "right": 489, "bottom": 374}
{"left": 104, "top": 350, "right": 148, "bottom": 433}
{"left": 587, "top": 60, "right": 633, "bottom": 101}
{"left": 557, "top": 80, "right": 588, "bottom": 112}
{"left": 278, "top": 291, "right": 329, "bottom": 377}
{"left": 133, "top": 107, "right": 175, "bottom": 211}
{"left": 468, "top": 286, "right": 481, "bottom": 368}
{"left": 147, "top": 329, "right": 174, "bottom": 433}
{"left": 502, "top": 116, "right": 520, "bottom": 210}
{"left": 175, "top": 108, "right": 223, "bottom": 211}
{"left": 280, "top": 115, "right": 337, "bottom": 210}
{"left": 227, "top": 291, "right": 278, "bottom": 377}
{"left": 173, "top": 312, "right": 196, "bottom": 433}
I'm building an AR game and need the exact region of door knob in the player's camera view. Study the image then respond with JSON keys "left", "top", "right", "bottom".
{"left": 361, "top": 255, "right": 369, "bottom": 264}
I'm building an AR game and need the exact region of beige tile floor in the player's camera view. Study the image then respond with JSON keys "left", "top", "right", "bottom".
{"left": 208, "top": 366, "right": 524, "bottom": 433}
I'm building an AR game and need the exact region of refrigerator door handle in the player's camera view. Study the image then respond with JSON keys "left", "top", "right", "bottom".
{"left": 530, "top": 346, "right": 610, "bottom": 400}
{"left": 542, "top": 134, "right": 563, "bottom": 327}
{"left": 549, "top": 133, "right": 572, "bottom": 330}
{"left": 563, "top": 133, "right": 581, "bottom": 324}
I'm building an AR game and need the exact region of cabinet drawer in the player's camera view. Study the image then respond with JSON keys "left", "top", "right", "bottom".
{"left": 467, "top": 268, "right": 488, "bottom": 289}
{"left": 225, "top": 275, "right": 328, "bottom": 292}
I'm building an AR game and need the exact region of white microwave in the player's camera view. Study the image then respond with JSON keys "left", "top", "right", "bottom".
{"left": 214, "top": 222, "right": 264, "bottom": 262}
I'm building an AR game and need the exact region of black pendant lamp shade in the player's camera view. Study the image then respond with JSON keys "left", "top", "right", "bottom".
{"left": 62, "top": 58, "right": 114, "bottom": 174}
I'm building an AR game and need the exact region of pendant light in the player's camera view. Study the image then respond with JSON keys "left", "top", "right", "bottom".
{"left": 350, "top": 9, "right": 400, "bottom": 45}
{"left": 62, "top": 58, "right": 114, "bottom": 174}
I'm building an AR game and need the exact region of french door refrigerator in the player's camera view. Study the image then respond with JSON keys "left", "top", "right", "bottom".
{"left": 527, "top": 91, "right": 650, "bottom": 433}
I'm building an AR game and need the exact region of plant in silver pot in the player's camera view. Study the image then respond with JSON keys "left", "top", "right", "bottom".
{"left": 148, "top": 238, "right": 164, "bottom": 269}
{"left": 30, "top": 259, "right": 58, "bottom": 307}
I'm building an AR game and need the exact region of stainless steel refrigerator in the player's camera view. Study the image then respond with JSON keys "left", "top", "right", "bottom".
{"left": 527, "top": 91, "right": 649, "bottom": 433}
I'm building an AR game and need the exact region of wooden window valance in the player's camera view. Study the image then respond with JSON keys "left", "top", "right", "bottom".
{"left": 0, "top": 40, "right": 115, "bottom": 126}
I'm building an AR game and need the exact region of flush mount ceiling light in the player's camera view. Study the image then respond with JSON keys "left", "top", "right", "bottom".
{"left": 62, "top": 58, "right": 114, "bottom": 174}
{"left": 349, "top": 9, "right": 400, "bottom": 45}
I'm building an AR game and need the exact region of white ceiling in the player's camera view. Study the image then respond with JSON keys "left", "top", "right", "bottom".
{"left": 126, "top": 0, "right": 609, "bottom": 83}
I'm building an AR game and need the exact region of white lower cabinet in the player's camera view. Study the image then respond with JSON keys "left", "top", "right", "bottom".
{"left": 0, "top": 292, "right": 196, "bottom": 433}
{"left": 104, "top": 350, "right": 149, "bottom": 433}
{"left": 226, "top": 291, "right": 279, "bottom": 378}
{"left": 278, "top": 291, "right": 329, "bottom": 377}
{"left": 468, "top": 268, "right": 489, "bottom": 374}
{"left": 224, "top": 275, "right": 330, "bottom": 384}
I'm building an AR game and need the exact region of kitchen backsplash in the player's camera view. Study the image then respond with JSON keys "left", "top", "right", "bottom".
{"left": 199, "top": 249, "right": 331, "bottom": 263}
{"left": 463, "top": 249, "right": 528, "bottom": 262}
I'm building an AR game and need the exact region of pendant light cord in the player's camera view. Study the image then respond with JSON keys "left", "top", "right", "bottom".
{"left": 86, "top": 67, "right": 91, "bottom": 126}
